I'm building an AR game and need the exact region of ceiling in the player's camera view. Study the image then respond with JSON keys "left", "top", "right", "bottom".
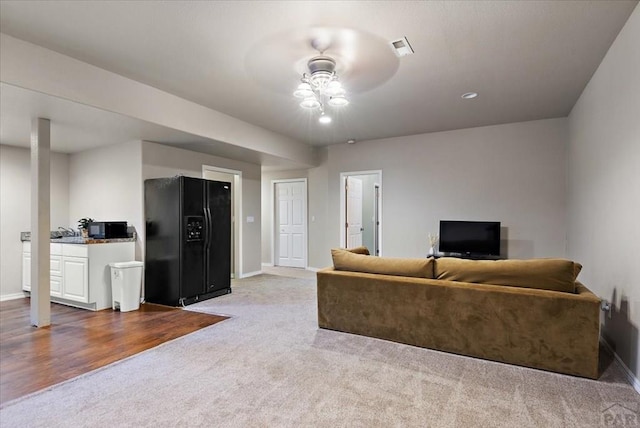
{"left": 0, "top": 1, "right": 637, "bottom": 155}
{"left": 0, "top": 83, "right": 305, "bottom": 170}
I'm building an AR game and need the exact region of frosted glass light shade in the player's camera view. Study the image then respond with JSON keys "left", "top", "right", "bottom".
{"left": 300, "top": 96, "right": 320, "bottom": 109}
{"left": 293, "top": 82, "right": 313, "bottom": 98}
{"left": 324, "top": 80, "right": 344, "bottom": 96}
{"left": 328, "top": 95, "right": 349, "bottom": 107}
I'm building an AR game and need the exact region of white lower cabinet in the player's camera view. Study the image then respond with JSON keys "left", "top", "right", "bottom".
{"left": 22, "top": 252, "right": 31, "bottom": 291}
{"left": 50, "top": 275, "right": 62, "bottom": 297}
{"left": 21, "top": 247, "right": 62, "bottom": 295}
{"left": 50, "top": 250, "right": 63, "bottom": 297}
{"left": 22, "top": 241, "right": 135, "bottom": 310}
{"left": 61, "top": 256, "right": 89, "bottom": 302}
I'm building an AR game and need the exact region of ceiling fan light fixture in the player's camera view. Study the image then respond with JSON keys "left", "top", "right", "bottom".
{"left": 293, "top": 51, "right": 349, "bottom": 114}
{"left": 328, "top": 95, "right": 349, "bottom": 107}
{"left": 293, "top": 82, "right": 313, "bottom": 98}
{"left": 300, "top": 96, "right": 320, "bottom": 109}
{"left": 308, "top": 55, "right": 336, "bottom": 75}
{"left": 309, "top": 70, "right": 333, "bottom": 89}
{"left": 324, "top": 80, "right": 344, "bottom": 96}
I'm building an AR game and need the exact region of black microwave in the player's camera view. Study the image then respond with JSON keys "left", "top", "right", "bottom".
{"left": 88, "top": 222, "right": 128, "bottom": 239}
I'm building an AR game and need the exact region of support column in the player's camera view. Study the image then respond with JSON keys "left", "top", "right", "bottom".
{"left": 30, "top": 118, "right": 51, "bottom": 327}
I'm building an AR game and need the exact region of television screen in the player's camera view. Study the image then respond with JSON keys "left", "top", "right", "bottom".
{"left": 439, "top": 221, "right": 501, "bottom": 256}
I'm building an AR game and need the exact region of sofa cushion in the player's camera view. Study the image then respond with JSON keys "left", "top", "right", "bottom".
{"left": 434, "top": 257, "right": 579, "bottom": 293}
{"left": 331, "top": 249, "right": 434, "bottom": 278}
{"left": 345, "top": 246, "right": 370, "bottom": 255}
{"left": 574, "top": 262, "right": 583, "bottom": 279}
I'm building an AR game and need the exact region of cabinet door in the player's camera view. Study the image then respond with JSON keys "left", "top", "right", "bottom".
{"left": 50, "top": 256, "right": 63, "bottom": 296}
{"left": 62, "top": 256, "right": 89, "bottom": 302}
{"left": 50, "top": 276, "right": 62, "bottom": 297}
{"left": 22, "top": 253, "right": 63, "bottom": 296}
{"left": 22, "top": 253, "right": 31, "bottom": 292}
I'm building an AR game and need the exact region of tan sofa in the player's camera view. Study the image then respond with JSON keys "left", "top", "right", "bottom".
{"left": 317, "top": 249, "right": 601, "bottom": 379}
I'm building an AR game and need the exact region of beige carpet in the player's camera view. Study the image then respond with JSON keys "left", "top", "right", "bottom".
{"left": 1, "top": 271, "right": 638, "bottom": 427}
{"left": 261, "top": 265, "right": 317, "bottom": 279}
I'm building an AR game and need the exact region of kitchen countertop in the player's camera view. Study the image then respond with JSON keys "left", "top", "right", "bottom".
{"left": 21, "top": 233, "right": 136, "bottom": 244}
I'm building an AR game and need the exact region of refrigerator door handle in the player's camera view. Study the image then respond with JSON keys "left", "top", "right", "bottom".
{"left": 203, "top": 208, "right": 211, "bottom": 249}
{"left": 205, "top": 207, "right": 213, "bottom": 250}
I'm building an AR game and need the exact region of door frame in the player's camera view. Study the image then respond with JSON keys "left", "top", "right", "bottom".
{"left": 373, "top": 182, "right": 381, "bottom": 256}
{"left": 339, "top": 170, "right": 382, "bottom": 255}
{"left": 272, "top": 178, "right": 308, "bottom": 268}
{"left": 202, "top": 165, "right": 242, "bottom": 279}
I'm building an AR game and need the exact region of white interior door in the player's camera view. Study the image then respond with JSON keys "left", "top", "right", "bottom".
{"left": 275, "top": 180, "right": 306, "bottom": 268}
{"left": 346, "top": 176, "right": 363, "bottom": 248}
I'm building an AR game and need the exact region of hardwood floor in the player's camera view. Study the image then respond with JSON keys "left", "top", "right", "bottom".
{"left": 0, "top": 298, "right": 227, "bottom": 405}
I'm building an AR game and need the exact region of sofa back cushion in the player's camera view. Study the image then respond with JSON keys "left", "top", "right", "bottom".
{"left": 344, "top": 246, "right": 370, "bottom": 255}
{"left": 435, "top": 257, "right": 579, "bottom": 293}
{"left": 331, "top": 249, "right": 434, "bottom": 279}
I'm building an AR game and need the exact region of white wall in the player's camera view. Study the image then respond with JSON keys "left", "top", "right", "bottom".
{"left": 142, "top": 142, "right": 262, "bottom": 275}
{"left": 0, "top": 145, "right": 70, "bottom": 299}
{"left": 289, "top": 118, "right": 567, "bottom": 269}
{"left": 306, "top": 148, "right": 330, "bottom": 269}
{"left": 568, "top": 5, "right": 640, "bottom": 379}
{"left": 326, "top": 118, "right": 568, "bottom": 261}
{"left": 261, "top": 119, "right": 569, "bottom": 269}
{"left": 68, "top": 141, "right": 143, "bottom": 260}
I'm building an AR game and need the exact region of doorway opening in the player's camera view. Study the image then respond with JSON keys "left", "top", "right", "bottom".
{"left": 272, "top": 179, "right": 308, "bottom": 268}
{"left": 340, "top": 171, "right": 382, "bottom": 256}
{"left": 203, "top": 165, "right": 241, "bottom": 278}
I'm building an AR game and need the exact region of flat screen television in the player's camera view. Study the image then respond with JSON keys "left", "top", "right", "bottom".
{"left": 439, "top": 220, "right": 501, "bottom": 256}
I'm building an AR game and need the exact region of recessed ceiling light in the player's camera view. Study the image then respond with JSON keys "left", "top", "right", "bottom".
{"left": 461, "top": 92, "right": 478, "bottom": 99}
{"left": 346, "top": 139, "right": 356, "bottom": 144}
{"left": 318, "top": 113, "right": 332, "bottom": 124}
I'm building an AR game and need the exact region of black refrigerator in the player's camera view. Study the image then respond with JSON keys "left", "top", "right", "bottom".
{"left": 144, "top": 176, "right": 231, "bottom": 306}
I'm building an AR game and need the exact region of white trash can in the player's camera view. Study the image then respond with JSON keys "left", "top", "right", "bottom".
{"left": 110, "top": 261, "right": 144, "bottom": 312}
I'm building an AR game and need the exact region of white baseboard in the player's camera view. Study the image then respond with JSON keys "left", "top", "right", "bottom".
{"left": 601, "top": 338, "right": 640, "bottom": 394}
{"left": 240, "top": 270, "right": 262, "bottom": 279}
{"left": 306, "top": 267, "right": 320, "bottom": 272}
{"left": 261, "top": 262, "right": 274, "bottom": 267}
{"left": 0, "top": 292, "right": 28, "bottom": 302}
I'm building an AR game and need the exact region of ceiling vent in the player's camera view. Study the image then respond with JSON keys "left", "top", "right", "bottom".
{"left": 390, "top": 37, "right": 414, "bottom": 57}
